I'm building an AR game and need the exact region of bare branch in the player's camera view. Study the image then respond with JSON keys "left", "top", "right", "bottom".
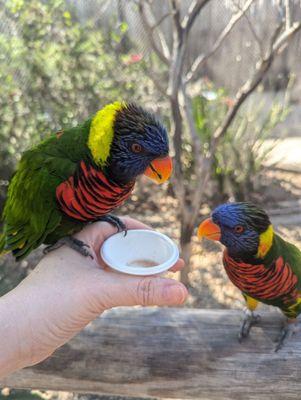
{"left": 285, "top": 0, "right": 291, "bottom": 30}
{"left": 169, "top": 0, "right": 182, "bottom": 40}
{"left": 167, "top": 0, "right": 184, "bottom": 98}
{"left": 272, "top": 21, "right": 300, "bottom": 53}
{"left": 182, "top": 0, "right": 210, "bottom": 34}
{"left": 150, "top": 12, "right": 171, "bottom": 31}
{"left": 168, "top": 0, "right": 210, "bottom": 97}
{"left": 137, "top": 0, "right": 170, "bottom": 65}
{"left": 185, "top": 0, "right": 256, "bottom": 84}
{"left": 269, "top": 22, "right": 284, "bottom": 52}
{"left": 211, "top": 20, "right": 301, "bottom": 150}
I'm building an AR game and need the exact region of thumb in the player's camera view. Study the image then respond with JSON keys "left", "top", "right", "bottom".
{"left": 98, "top": 274, "right": 188, "bottom": 309}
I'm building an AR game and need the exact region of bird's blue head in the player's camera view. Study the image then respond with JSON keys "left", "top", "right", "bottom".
{"left": 198, "top": 202, "right": 274, "bottom": 259}
{"left": 106, "top": 103, "right": 172, "bottom": 185}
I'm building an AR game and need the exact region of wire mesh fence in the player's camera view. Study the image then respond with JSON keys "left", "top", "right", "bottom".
{"left": 1, "top": 1, "right": 301, "bottom": 93}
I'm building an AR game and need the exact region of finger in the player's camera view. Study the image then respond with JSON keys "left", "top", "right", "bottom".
{"left": 96, "top": 274, "right": 188, "bottom": 308}
{"left": 134, "top": 277, "right": 188, "bottom": 306}
{"left": 120, "top": 216, "right": 151, "bottom": 231}
{"left": 169, "top": 258, "right": 185, "bottom": 273}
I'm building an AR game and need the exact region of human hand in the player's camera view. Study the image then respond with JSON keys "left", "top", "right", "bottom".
{"left": 0, "top": 217, "right": 187, "bottom": 376}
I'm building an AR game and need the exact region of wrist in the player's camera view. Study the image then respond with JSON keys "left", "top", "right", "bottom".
{"left": 0, "top": 277, "right": 61, "bottom": 377}
{"left": 3, "top": 250, "right": 106, "bottom": 369}
{"left": 0, "top": 290, "right": 36, "bottom": 376}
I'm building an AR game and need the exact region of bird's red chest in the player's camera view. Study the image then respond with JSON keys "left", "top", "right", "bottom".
{"left": 56, "top": 161, "right": 134, "bottom": 221}
{"left": 223, "top": 251, "right": 298, "bottom": 304}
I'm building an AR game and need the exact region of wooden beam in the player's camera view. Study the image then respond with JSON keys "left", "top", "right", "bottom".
{"left": 1, "top": 308, "right": 301, "bottom": 399}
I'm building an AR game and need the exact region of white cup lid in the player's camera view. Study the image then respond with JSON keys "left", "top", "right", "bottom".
{"left": 100, "top": 229, "right": 179, "bottom": 275}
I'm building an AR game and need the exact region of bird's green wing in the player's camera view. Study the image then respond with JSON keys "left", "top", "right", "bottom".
{"left": 273, "top": 234, "right": 301, "bottom": 288}
{"left": 266, "top": 234, "right": 301, "bottom": 318}
{"left": 2, "top": 134, "right": 82, "bottom": 260}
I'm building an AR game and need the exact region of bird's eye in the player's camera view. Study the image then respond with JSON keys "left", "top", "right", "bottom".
{"left": 131, "top": 143, "right": 142, "bottom": 153}
{"left": 234, "top": 225, "right": 244, "bottom": 234}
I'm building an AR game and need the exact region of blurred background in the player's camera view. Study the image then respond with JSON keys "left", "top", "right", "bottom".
{"left": 0, "top": 0, "right": 301, "bottom": 398}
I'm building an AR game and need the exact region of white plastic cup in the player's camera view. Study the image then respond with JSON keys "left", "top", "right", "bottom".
{"left": 100, "top": 229, "right": 179, "bottom": 275}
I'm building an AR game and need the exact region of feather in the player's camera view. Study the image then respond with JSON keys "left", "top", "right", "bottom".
{"left": 88, "top": 101, "right": 124, "bottom": 166}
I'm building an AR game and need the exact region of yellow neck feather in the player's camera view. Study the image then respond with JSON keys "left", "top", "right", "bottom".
{"left": 256, "top": 224, "right": 274, "bottom": 258}
{"left": 88, "top": 101, "right": 124, "bottom": 166}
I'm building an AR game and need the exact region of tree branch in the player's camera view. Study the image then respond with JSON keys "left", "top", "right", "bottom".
{"left": 272, "top": 21, "right": 300, "bottom": 52}
{"left": 137, "top": 0, "right": 170, "bottom": 65}
{"left": 182, "top": 0, "right": 210, "bottom": 34}
{"left": 185, "top": 0, "right": 256, "bottom": 84}
{"left": 210, "top": 20, "right": 301, "bottom": 150}
{"left": 167, "top": 0, "right": 185, "bottom": 98}
{"left": 285, "top": 0, "right": 291, "bottom": 31}
{"left": 169, "top": 0, "right": 182, "bottom": 40}
{"left": 150, "top": 12, "right": 171, "bottom": 31}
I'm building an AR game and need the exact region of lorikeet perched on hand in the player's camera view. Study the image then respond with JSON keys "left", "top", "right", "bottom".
{"left": 0, "top": 101, "right": 172, "bottom": 261}
{"left": 198, "top": 202, "right": 301, "bottom": 351}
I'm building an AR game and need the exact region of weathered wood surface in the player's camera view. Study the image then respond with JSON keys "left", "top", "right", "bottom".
{"left": 1, "top": 308, "right": 301, "bottom": 400}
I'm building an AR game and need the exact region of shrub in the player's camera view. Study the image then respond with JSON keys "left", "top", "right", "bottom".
{"left": 0, "top": 0, "right": 152, "bottom": 210}
{"left": 192, "top": 80, "right": 290, "bottom": 202}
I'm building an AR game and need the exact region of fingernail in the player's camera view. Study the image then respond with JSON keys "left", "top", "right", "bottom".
{"left": 163, "top": 284, "right": 187, "bottom": 305}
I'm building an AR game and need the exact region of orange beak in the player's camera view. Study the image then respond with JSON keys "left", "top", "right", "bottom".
{"left": 144, "top": 156, "right": 172, "bottom": 184}
{"left": 197, "top": 218, "right": 221, "bottom": 241}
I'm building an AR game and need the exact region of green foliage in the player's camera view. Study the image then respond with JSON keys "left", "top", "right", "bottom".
{"left": 192, "top": 80, "right": 290, "bottom": 201}
{"left": 0, "top": 389, "right": 44, "bottom": 400}
{"left": 192, "top": 87, "right": 228, "bottom": 147}
{"left": 0, "top": 0, "right": 150, "bottom": 210}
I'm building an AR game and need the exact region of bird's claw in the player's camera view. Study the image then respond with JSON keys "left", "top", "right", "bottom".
{"left": 275, "top": 320, "right": 300, "bottom": 352}
{"left": 238, "top": 309, "right": 261, "bottom": 342}
{"left": 113, "top": 216, "right": 127, "bottom": 236}
{"left": 44, "top": 236, "right": 93, "bottom": 259}
{"left": 96, "top": 215, "right": 127, "bottom": 236}
{"left": 70, "top": 237, "right": 90, "bottom": 247}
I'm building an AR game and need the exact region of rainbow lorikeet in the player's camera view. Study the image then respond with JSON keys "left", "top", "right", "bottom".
{"left": 198, "top": 202, "right": 301, "bottom": 351}
{"left": 0, "top": 101, "right": 172, "bottom": 261}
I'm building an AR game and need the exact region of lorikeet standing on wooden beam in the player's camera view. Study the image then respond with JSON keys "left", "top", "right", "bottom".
{"left": 0, "top": 102, "right": 172, "bottom": 260}
{"left": 198, "top": 202, "right": 301, "bottom": 351}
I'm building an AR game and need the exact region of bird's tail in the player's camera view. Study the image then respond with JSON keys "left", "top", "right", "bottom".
{"left": 0, "top": 232, "right": 8, "bottom": 257}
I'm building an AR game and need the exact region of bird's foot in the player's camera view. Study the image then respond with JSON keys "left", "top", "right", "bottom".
{"left": 238, "top": 308, "right": 261, "bottom": 342}
{"left": 275, "top": 319, "right": 300, "bottom": 352}
{"left": 43, "top": 236, "right": 93, "bottom": 259}
{"left": 95, "top": 215, "right": 127, "bottom": 236}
